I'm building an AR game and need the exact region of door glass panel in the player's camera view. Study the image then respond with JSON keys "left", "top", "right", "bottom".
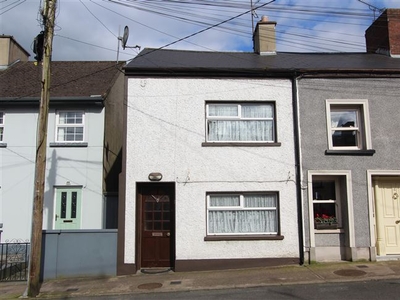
{"left": 154, "top": 212, "right": 162, "bottom": 221}
{"left": 145, "top": 202, "right": 153, "bottom": 211}
{"left": 145, "top": 212, "right": 153, "bottom": 220}
{"left": 154, "top": 202, "right": 162, "bottom": 211}
{"left": 71, "top": 192, "right": 77, "bottom": 218}
{"left": 154, "top": 222, "right": 162, "bottom": 230}
{"left": 145, "top": 221, "right": 152, "bottom": 230}
{"left": 143, "top": 192, "right": 171, "bottom": 232}
{"left": 61, "top": 192, "right": 67, "bottom": 218}
{"left": 163, "top": 221, "right": 170, "bottom": 230}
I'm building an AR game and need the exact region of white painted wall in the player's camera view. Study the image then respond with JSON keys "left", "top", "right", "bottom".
{"left": 126, "top": 78, "right": 299, "bottom": 263}
{"left": 0, "top": 106, "right": 105, "bottom": 242}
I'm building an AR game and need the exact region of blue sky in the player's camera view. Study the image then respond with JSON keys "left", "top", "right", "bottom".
{"left": 1, "top": 0, "right": 400, "bottom": 61}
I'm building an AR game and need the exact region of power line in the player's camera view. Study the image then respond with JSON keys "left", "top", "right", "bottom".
{"left": 0, "top": 0, "right": 26, "bottom": 16}
{"left": 79, "top": 0, "right": 117, "bottom": 38}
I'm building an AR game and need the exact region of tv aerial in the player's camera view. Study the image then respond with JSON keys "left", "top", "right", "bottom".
{"left": 357, "top": 0, "right": 385, "bottom": 20}
{"left": 117, "top": 26, "right": 141, "bottom": 63}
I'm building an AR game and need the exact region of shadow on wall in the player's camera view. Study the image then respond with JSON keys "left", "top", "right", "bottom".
{"left": 44, "top": 150, "right": 57, "bottom": 231}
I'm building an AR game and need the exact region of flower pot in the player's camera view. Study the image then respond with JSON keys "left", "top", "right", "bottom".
{"left": 315, "top": 222, "right": 338, "bottom": 230}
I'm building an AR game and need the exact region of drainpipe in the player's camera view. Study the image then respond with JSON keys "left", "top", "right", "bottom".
{"left": 292, "top": 74, "right": 304, "bottom": 265}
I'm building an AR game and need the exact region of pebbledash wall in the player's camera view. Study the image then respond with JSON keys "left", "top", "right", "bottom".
{"left": 124, "top": 78, "right": 299, "bottom": 268}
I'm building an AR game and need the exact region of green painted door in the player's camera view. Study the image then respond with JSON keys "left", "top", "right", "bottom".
{"left": 55, "top": 188, "right": 82, "bottom": 229}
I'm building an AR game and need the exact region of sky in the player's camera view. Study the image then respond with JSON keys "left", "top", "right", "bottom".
{"left": 1, "top": 0, "right": 400, "bottom": 61}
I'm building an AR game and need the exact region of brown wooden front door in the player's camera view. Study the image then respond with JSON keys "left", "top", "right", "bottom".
{"left": 139, "top": 183, "right": 175, "bottom": 268}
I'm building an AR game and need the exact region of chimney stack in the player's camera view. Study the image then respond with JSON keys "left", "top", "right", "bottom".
{"left": 0, "top": 35, "right": 30, "bottom": 69}
{"left": 253, "top": 16, "right": 277, "bottom": 55}
{"left": 365, "top": 9, "right": 400, "bottom": 58}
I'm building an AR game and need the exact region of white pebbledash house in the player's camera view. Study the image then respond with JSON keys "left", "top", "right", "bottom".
{"left": 118, "top": 17, "right": 301, "bottom": 274}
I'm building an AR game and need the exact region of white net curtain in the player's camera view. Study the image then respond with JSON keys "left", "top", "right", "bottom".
{"left": 207, "top": 104, "right": 274, "bottom": 142}
{"left": 208, "top": 194, "right": 278, "bottom": 234}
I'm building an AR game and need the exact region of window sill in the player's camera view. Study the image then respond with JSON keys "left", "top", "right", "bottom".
{"left": 204, "top": 235, "right": 284, "bottom": 241}
{"left": 325, "top": 149, "right": 375, "bottom": 156}
{"left": 49, "top": 142, "right": 88, "bottom": 148}
{"left": 0, "top": 143, "right": 7, "bottom": 148}
{"left": 315, "top": 228, "right": 344, "bottom": 234}
{"left": 202, "top": 142, "right": 281, "bottom": 147}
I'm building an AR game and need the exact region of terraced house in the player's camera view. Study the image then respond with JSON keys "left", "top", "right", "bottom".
{"left": 0, "top": 36, "right": 123, "bottom": 242}
{"left": 118, "top": 9, "right": 400, "bottom": 275}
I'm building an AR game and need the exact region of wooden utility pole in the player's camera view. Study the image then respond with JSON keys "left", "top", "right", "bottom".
{"left": 26, "top": 0, "right": 57, "bottom": 297}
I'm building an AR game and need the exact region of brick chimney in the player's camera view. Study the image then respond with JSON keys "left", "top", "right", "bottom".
{"left": 0, "top": 35, "right": 30, "bottom": 69}
{"left": 365, "top": 9, "right": 400, "bottom": 57}
{"left": 253, "top": 16, "right": 277, "bottom": 55}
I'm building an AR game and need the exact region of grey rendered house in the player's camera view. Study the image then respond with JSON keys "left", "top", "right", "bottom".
{"left": 298, "top": 9, "right": 400, "bottom": 263}
{"left": 0, "top": 36, "right": 124, "bottom": 242}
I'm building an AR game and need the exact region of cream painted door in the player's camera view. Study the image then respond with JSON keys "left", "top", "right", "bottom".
{"left": 374, "top": 179, "right": 400, "bottom": 255}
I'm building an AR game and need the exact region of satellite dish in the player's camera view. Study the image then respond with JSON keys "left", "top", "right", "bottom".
{"left": 122, "top": 26, "right": 129, "bottom": 50}
{"left": 116, "top": 25, "right": 141, "bottom": 63}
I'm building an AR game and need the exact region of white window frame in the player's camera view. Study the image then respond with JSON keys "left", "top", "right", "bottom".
{"left": 206, "top": 192, "right": 279, "bottom": 236}
{"left": 308, "top": 171, "right": 355, "bottom": 248}
{"left": 311, "top": 176, "right": 342, "bottom": 229}
{"left": 0, "top": 112, "right": 4, "bottom": 142}
{"left": 205, "top": 102, "right": 276, "bottom": 143}
{"left": 326, "top": 99, "right": 372, "bottom": 150}
{"left": 55, "top": 111, "right": 85, "bottom": 143}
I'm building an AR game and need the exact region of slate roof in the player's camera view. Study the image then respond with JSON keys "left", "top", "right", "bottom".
{"left": 125, "top": 48, "right": 400, "bottom": 76}
{"left": 0, "top": 61, "right": 123, "bottom": 100}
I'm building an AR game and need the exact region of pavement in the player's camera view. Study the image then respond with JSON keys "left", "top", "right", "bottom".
{"left": 2, "top": 260, "right": 400, "bottom": 299}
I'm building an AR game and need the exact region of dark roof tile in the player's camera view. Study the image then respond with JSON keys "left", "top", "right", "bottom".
{"left": 125, "top": 48, "right": 400, "bottom": 75}
{"left": 0, "top": 61, "right": 123, "bottom": 99}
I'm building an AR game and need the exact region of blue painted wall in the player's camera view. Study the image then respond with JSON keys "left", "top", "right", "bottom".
{"left": 41, "top": 229, "right": 117, "bottom": 280}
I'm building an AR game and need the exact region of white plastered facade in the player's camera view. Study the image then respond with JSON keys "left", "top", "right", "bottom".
{"left": 125, "top": 78, "right": 299, "bottom": 264}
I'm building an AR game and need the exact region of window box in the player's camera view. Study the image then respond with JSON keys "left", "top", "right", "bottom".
{"left": 315, "top": 222, "right": 338, "bottom": 230}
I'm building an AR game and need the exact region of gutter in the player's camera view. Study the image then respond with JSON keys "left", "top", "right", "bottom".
{"left": 0, "top": 96, "right": 104, "bottom": 106}
{"left": 292, "top": 73, "right": 304, "bottom": 265}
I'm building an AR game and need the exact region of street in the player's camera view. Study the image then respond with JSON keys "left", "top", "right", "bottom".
{"left": 71, "top": 279, "right": 400, "bottom": 300}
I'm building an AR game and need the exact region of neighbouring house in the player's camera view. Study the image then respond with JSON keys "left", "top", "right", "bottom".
{"left": 119, "top": 16, "right": 301, "bottom": 274}
{"left": 0, "top": 36, "right": 124, "bottom": 242}
{"left": 298, "top": 9, "right": 400, "bottom": 263}
{"left": 119, "top": 8, "right": 400, "bottom": 274}
{"left": 0, "top": 35, "right": 29, "bottom": 70}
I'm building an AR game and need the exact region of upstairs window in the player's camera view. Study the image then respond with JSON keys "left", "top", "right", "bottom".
{"left": 0, "top": 112, "right": 3, "bottom": 141}
{"left": 326, "top": 100, "right": 371, "bottom": 151}
{"left": 206, "top": 102, "right": 276, "bottom": 143}
{"left": 56, "top": 111, "right": 84, "bottom": 142}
